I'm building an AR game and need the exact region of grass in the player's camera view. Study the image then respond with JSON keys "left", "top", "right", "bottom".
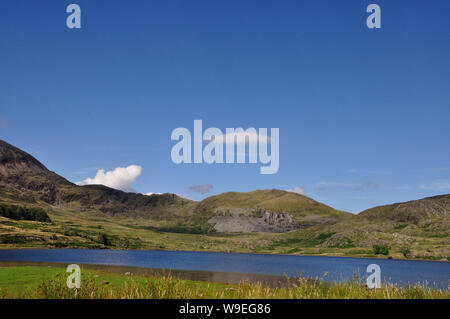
{"left": 0, "top": 266, "right": 447, "bottom": 299}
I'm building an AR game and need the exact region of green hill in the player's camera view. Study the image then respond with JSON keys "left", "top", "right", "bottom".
{"left": 191, "top": 190, "right": 352, "bottom": 232}
{"left": 359, "top": 194, "right": 450, "bottom": 223}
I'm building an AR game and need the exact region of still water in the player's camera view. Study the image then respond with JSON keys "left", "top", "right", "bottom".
{"left": 0, "top": 249, "right": 448, "bottom": 289}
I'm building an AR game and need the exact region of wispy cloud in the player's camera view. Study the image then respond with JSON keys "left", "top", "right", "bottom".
{"left": 176, "top": 193, "right": 195, "bottom": 200}
{"left": 368, "top": 170, "right": 391, "bottom": 176}
{"left": 72, "top": 167, "right": 103, "bottom": 175}
{"left": 430, "top": 167, "right": 450, "bottom": 172}
{"left": 316, "top": 181, "right": 380, "bottom": 191}
{"left": 317, "top": 181, "right": 359, "bottom": 188}
{"left": 189, "top": 184, "right": 213, "bottom": 194}
{"left": 395, "top": 185, "right": 413, "bottom": 190}
{"left": 287, "top": 186, "right": 306, "bottom": 195}
{"left": 347, "top": 168, "right": 391, "bottom": 175}
{"left": 419, "top": 180, "right": 450, "bottom": 191}
{"left": 356, "top": 182, "right": 380, "bottom": 190}
{"left": 0, "top": 117, "right": 9, "bottom": 130}
{"left": 76, "top": 165, "right": 142, "bottom": 192}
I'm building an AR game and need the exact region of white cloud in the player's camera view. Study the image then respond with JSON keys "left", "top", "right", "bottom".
{"left": 76, "top": 165, "right": 142, "bottom": 192}
{"left": 287, "top": 186, "right": 306, "bottom": 195}
{"left": 176, "top": 193, "right": 194, "bottom": 201}
{"left": 145, "top": 192, "right": 162, "bottom": 196}
{"left": 419, "top": 181, "right": 450, "bottom": 191}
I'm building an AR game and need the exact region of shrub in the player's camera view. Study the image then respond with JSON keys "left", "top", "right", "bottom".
{"left": 98, "top": 233, "right": 111, "bottom": 246}
{"left": 400, "top": 246, "right": 411, "bottom": 258}
{"left": 0, "top": 234, "right": 28, "bottom": 244}
{"left": 373, "top": 244, "right": 390, "bottom": 255}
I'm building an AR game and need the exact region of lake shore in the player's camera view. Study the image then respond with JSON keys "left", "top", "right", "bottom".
{"left": 0, "top": 244, "right": 447, "bottom": 263}
{"left": 0, "top": 248, "right": 448, "bottom": 290}
{"left": 0, "top": 263, "right": 448, "bottom": 299}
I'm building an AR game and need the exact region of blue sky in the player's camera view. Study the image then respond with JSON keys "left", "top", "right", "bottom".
{"left": 1, "top": 0, "right": 449, "bottom": 213}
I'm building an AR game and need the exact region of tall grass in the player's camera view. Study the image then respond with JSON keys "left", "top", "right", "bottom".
{"left": 2, "top": 272, "right": 448, "bottom": 299}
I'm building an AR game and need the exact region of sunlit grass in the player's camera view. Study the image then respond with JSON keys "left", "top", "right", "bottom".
{"left": 0, "top": 266, "right": 447, "bottom": 299}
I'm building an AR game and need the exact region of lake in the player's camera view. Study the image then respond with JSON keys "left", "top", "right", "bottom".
{"left": 0, "top": 249, "right": 448, "bottom": 289}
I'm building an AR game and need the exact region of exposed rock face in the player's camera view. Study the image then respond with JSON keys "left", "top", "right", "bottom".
{"left": 0, "top": 140, "right": 48, "bottom": 177}
{"left": 208, "top": 208, "right": 298, "bottom": 233}
{"left": 0, "top": 140, "right": 75, "bottom": 201}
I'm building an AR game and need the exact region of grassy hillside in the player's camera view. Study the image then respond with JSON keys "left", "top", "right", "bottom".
{"left": 0, "top": 182, "right": 448, "bottom": 260}
{"left": 0, "top": 196, "right": 448, "bottom": 261}
{"left": 193, "top": 189, "right": 350, "bottom": 218}
{"left": 359, "top": 194, "right": 450, "bottom": 223}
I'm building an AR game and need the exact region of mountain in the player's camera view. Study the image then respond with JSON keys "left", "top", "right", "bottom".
{"left": 0, "top": 140, "right": 194, "bottom": 218}
{"left": 0, "top": 140, "right": 51, "bottom": 177}
{"left": 191, "top": 190, "right": 351, "bottom": 232}
{"left": 0, "top": 139, "right": 448, "bottom": 261}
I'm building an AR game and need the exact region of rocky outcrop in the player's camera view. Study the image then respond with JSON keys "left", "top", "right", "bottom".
{"left": 208, "top": 208, "right": 298, "bottom": 233}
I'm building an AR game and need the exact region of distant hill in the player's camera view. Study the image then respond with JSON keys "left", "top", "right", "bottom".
{"left": 191, "top": 190, "right": 352, "bottom": 232}
{"left": 359, "top": 194, "right": 450, "bottom": 223}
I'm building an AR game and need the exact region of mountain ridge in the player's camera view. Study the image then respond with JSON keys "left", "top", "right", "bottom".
{"left": 1, "top": 139, "right": 448, "bottom": 225}
{"left": 0, "top": 139, "right": 195, "bottom": 218}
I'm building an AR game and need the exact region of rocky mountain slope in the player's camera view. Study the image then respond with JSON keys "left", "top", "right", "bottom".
{"left": 0, "top": 140, "right": 195, "bottom": 219}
